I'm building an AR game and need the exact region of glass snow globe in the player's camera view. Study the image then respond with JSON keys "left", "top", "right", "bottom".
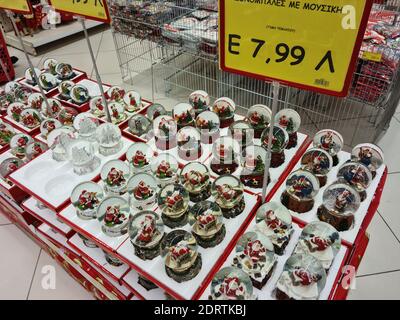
{"left": 177, "top": 126, "right": 202, "bottom": 161}
{"left": 212, "top": 97, "right": 236, "bottom": 128}
{"left": 97, "top": 196, "right": 130, "bottom": 237}
{"left": 101, "top": 159, "right": 130, "bottom": 196}
{"left": 47, "top": 127, "right": 76, "bottom": 162}
{"left": 73, "top": 112, "right": 100, "bottom": 142}
{"left": 150, "top": 153, "right": 179, "bottom": 188}
{"left": 67, "top": 139, "right": 100, "bottom": 175}
{"left": 261, "top": 125, "right": 289, "bottom": 168}
{"left": 337, "top": 162, "right": 372, "bottom": 201}
{"left": 96, "top": 123, "right": 123, "bottom": 156}
{"left": 128, "top": 114, "right": 152, "bottom": 140}
{"left": 71, "top": 181, "right": 104, "bottom": 220}
{"left": 127, "top": 172, "right": 158, "bottom": 211}
{"left": 229, "top": 120, "right": 254, "bottom": 150}
{"left": 313, "top": 129, "right": 343, "bottom": 167}
{"left": 153, "top": 115, "right": 177, "bottom": 150}
{"left": 126, "top": 142, "right": 154, "bottom": 174}
{"left": 300, "top": 148, "right": 333, "bottom": 187}
{"left": 210, "top": 136, "right": 240, "bottom": 175}
{"left": 195, "top": 110, "right": 220, "bottom": 144}
{"left": 173, "top": 103, "right": 195, "bottom": 129}
{"left": 123, "top": 90, "right": 142, "bottom": 113}
{"left": 240, "top": 145, "right": 269, "bottom": 189}
{"left": 246, "top": 104, "right": 272, "bottom": 139}
{"left": 351, "top": 143, "right": 384, "bottom": 179}
{"left": 180, "top": 162, "right": 211, "bottom": 202}
{"left": 275, "top": 108, "right": 301, "bottom": 149}
{"left": 189, "top": 90, "right": 210, "bottom": 116}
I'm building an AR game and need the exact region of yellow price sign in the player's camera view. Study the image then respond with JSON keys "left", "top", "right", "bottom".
{"left": 48, "top": 0, "right": 110, "bottom": 23}
{"left": 362, "top": 51, "right": 382, "bottom": 62}
{"left": 219, "top": 0, "right": 373, "bottom": 97}
{"left": 0, "top": 0, "right": 32, "bottom": 14}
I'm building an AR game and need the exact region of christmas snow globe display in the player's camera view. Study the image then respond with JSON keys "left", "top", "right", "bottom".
{"left": 26, "top": 141, "right": 47, "bottom": 160}
{"left": 177, "top": 126, "right": 202, "bottom": 161}
{"left": 38, "top": 73, "right": 58, "bottom": 91}
{"left": 240, "top": 145, "right": 269, "bottom": 189}
{"left": 189, "top": 201, "right": 225, "bottom": 248}
{"left": 294, "top": 221, "right": 341, "bottom": 270}
{"left": 0, "top": 121, "right": 15, "bottom": 147}
{"left": 212, "top": 175, "right": 245, "bottom": 218}
{"left": 151, "top": 153, "right": 179, "bottom": 188}
{"left": 261, "top": 125, "right": 289, "bottom": 168}
{"left": 20, "top": 108, "right": 41, "bottom": 129}
{"left": 40, "top": 118, "right": 62, "bottom": 139}
{"left": 101, "top": 160, "right": 130, "bottom": 196}
{"left": 47, "top": 127, "right": 75, "bottom": 161}
{"left": 42, "top": 98, "right": 62, "bottom": 119}
{"left": 229, "top": 120, "right": 253, "bottom": 150}
{"left": 255, "top": 202, "right": 294, "bottom": 255}
{"left": 180, "top": 162, "right": 211, "bottom": 202}
{"left": 7, "top": 102, "right": 25, "bottom": 122}
{"left": 147, "top": 103, "right": 167, "bottom": 120}
{"left": 276, "top": 108, "right": 301, "bottom": 149}
{"left": 313, "top": 129, "right": 343, "bottom": 167}
{"left": 43, "top": 58, "right": 58, "bottom": 75}
{"left": 153, "top": 115, "right": 177, "bottom": 150}
{"left": 317, "top": 182, "right": 361, "bottom": 231}
{"left": 70, "top": 84, "right": 90, "bottom": 105}
{"left": 157, "top": 183, "right": 190, "bottom": 228}
{"left": 58, "top": 107, "right": 78, "bottom": 126}
{"left": 246, "top": 104, "right": 272, "bottom": 139}
{"left": 123, "top": 90, "right": 142, "bottom": 112}
{"left": 0, "top": 157, "right": 23, "bottom": 184}
{"left": 233, "top": 231, "right": 277, "bottom": 289}
{"left": 73, "top": 112, "right": 99, "bottom": 141}
{"left": 161, "top": 229, "right": 202, "bottom": 283}
{"left": 351, "top": 143, "right": 384, "bottom": 179}
{"left": 208, "top": 266, "right": 256, "bottom": 300}
{"left": 212, "top": 97, "right": 235, "bottom": 128}
{"left": 58, "top": 80, "right": 75, "bottom": 100}
{"left": 25, "top": 67, "right": 41, "bottom": 85}
{"left": 97, "top": 197, "right": 130, "bottom": 237}
{"left": 281, "top": 169, "right": 320, "bottom": 213}
{"left": 127, "top": 173, "right": 157, "bottom": 211}
{"left": 27, "top": 93, "right": 44, "bottom": 110}
{"left": 337, "top": 162, "right": 372, "bottom": 201}
{"left": 300, "top": 148, "right": 333, "bottom": 187}
{"left": 126, "top": 142, "right": 153, "bottom": 174}
{"left": 96, "top": 123, "right": 123, "bottom": 156}
{"left": 189, "top": 90, "right": 210, "bottom": 115}
{"left": 55, "top": 63, "right": 75, "bottom": 80}
{"left": 90, "top": 96, "right": 106, "bottom": 117}
{"left": 210, "top": 136, "right": 240, "bottom": 175}
{"left": 108, "top": 101, "right": 127, "bottom": 124}
{"left": 10, "top": 134, "right": 33, "bottom": 159}
{"left": 275, "top": 253, "right": 326, "bottom": 300}
{"left": 128, "top": 114, "right": 152, "bottom": 140}
{"left": 196, "top": 110, "right": 220, "bottom": 144}
{"left": 107, "top": 86, "right": 125, "bottom": 102}
{"left": 71, "top": 181, "right": 104, "bottom": 220}
{"left": 67, "top": 139, "right": 100, "bottom": 175}
{"left": 129, "top": 211, "right": 165, "bottom": 261}
{"left": 173, "top": 103, "right": 195, "bottom": 130}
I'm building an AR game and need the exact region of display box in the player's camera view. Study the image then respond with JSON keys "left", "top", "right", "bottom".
{"left": 122, "top": 269, "right": 166, "bottom": 300}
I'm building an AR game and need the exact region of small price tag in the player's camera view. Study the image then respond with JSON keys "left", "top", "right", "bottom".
{"left": 48, "top": 0, "right": 110, "bottom": 23}
{"left": 0, "top": 0, "right": 32, "bottom": 14}
{"left": 362, "top": 51, "right": 382, "bottom": 62}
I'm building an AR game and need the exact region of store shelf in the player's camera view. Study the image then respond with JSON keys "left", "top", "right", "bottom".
{"left": 5, "top": 20, "right": 103, "bottom": 56}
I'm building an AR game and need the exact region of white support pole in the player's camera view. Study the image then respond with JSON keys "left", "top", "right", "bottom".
{"left": 7, "top": 11, "right": 51, "bottom": 111}
{"left": 261, "top": 81, "right": 280, "bottom": 203}
{"left": 79, "top": 16, "right": 111, "bottom": 123}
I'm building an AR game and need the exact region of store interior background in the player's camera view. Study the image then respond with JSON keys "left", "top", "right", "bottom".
{"left": 1, "top": 19, "right": 400, "bottom": 299}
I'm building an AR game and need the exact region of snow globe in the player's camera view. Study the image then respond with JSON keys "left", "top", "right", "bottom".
{"left": 177, "top": 126, "right": 202, "bottom": 161}
{"left": 229, "top": 120, "right": 254, "bottom": 150}
{"left": 189, "top": 90, "right": 210, "bottom": 115}
{"left": 55, "top": 63, "right": 75, "bottom": 80}
{"left": 0, "top": 157, "right": 23, "bottom": 183}
{"left": 58, "top": 80, "right": 75, "bottom": 100}
{"left": 147, "top": 103, "right": 167, "bottom": 120}
{"left": 337, "top": 161, "right": 372, "bottom": 201}
{"left": 123, "top": 90, "right": 142, "bottom": 113}
{"left": 300, "top": 148, "right": 333, "bottom": 187}
{"left": 212, "top": 97, "right": 235, "bottom": 128}
{"left": 351, "top": 143, "right": 384, "bottom": 179}
{"left": 240, "top": 145, "right": 269, "bottom": 189}
{"left": 189, "top": 201, "right": 225, "bottom": 248}
{"left": 126, "top": 142, "right": 154, "bottom": 174}
{"left": 20, "top": 109, "right": 41, "bottom": 129}
{"left": 67, "top": 139, "right": 100, "bottom": 175}
{"left": 246, "top": 104, "right": 272, "bottom": 139}
{"left": 180, "top": 162, "right": 211, "bottom": 202}
{"left": 195, "top": 110, "right": 220, "bottom": 144}
{"left": 313, "top": 129, "right": 343, "bottom": 167}
{"left": 71, "top": 181, "right": 104, "bottom": 220}
{"left": 58, "top": 107, "right": 78, "bottom": 126}
{"left": 107, "top": 86, "right": 125, "bottom": 102}
{"left": 43, "top": 58, "right": 58, "bottom": 75}
{"left": 0, "top": 121, "right": 15, "bottom": 146}
{"left": 97, "top": 196, "right": 130, "bottom": 237}
{"left": 24, "top": 67, "right": 41, "bottom": 85}
{"left": 41, "top": 98, "right": 62, "bottom": 118}
{"left": 26, "top": 141, "right": 47, "bottom": 160}
{"left": 157, "top": 183, "right": 190, "bottom": 228}
{"left": 7, "top": 102, "right": 25, "bottom": 122}
{"left": 261, "top": 125, "right": 289, "bottom": 168}
{"left": 73, "top": 112, "right": 99, "bottom": 141}
{"left": 211, "top": 136, "right": 240, "bottom": 175}
{"left": 150, "top": 153, "right": 179, "bottom": 188}
{"left": 10, "top": 134, "right": 33, "bottom": 159}
{"left": 38, "top": 73, "right": 57, "bottom": 91}
{"left": 108, "top": 101, "right": 127, "bottom": 124}
{"left": 89, "top": 96, "right": 106, "bottom": 117}
{"left": 101, "top": 159, "right": 130, "bottom": 196}
{"left": 153, "top": 115, "right": 177, "bottom": 150}
{"left": 276, "top": 108, "right": 301, "bottom": 149}
{"left": 128, "top": 114, "right": 152, "bottom": 140}
{"left": 294, "top": 221, "right": 341, "bottom": 270}
{"left": 281, "top": 169, "right": 320, "bottom": 213}
{"left": 160, "top": 229, "right": 202, "bottom": 283}
{"left": 96, "top": 123, "right": 123, "bottom": 156}
{"left": 40, "top": 118, "right": 62, "bottom": 139}
{"left": 47, "top": 127, "right": 75, "bottom": 161}
{"left": 27, "top": 93, "right": 44, "bottom": 110}
{"left": 212, "top": 174, "right": 245, "bottom": 218}
{"left": 173, "top": 103, "right": 195, "bottom": 129}
{"left": 129, "top": 211, "right": 165, "bottom": 260}
{"left": 70, "top": 84, "right": 90, "bottom": 105}
{"left": 127, "top": 172, "right": 158, "bottom": 211}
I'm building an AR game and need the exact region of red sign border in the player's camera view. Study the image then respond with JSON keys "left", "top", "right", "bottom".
{"left": 0, "top": 1, "right": 33, "bottom": 15}
{"left": 48, "top": 0, "right": 111, "bottom": 24}
{"left": 219, "top": 0, "right": 374, "bottom": 97}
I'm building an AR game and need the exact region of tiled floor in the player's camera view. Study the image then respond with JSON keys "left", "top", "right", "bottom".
{"left": 1, "top": 26, "right": 400, "bottom": 300}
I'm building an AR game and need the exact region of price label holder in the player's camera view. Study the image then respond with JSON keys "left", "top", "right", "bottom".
{"left": 362, "top": 51, "right": 382, "bottom": 62}
{"left": 0, "top": 0, "right": 32, "bottom": 14}
{"left": 219, "top": 0, "right": 373, "bottom": 97}
{"left": 48, "top": 0, "right": 110, "bottom": 23}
